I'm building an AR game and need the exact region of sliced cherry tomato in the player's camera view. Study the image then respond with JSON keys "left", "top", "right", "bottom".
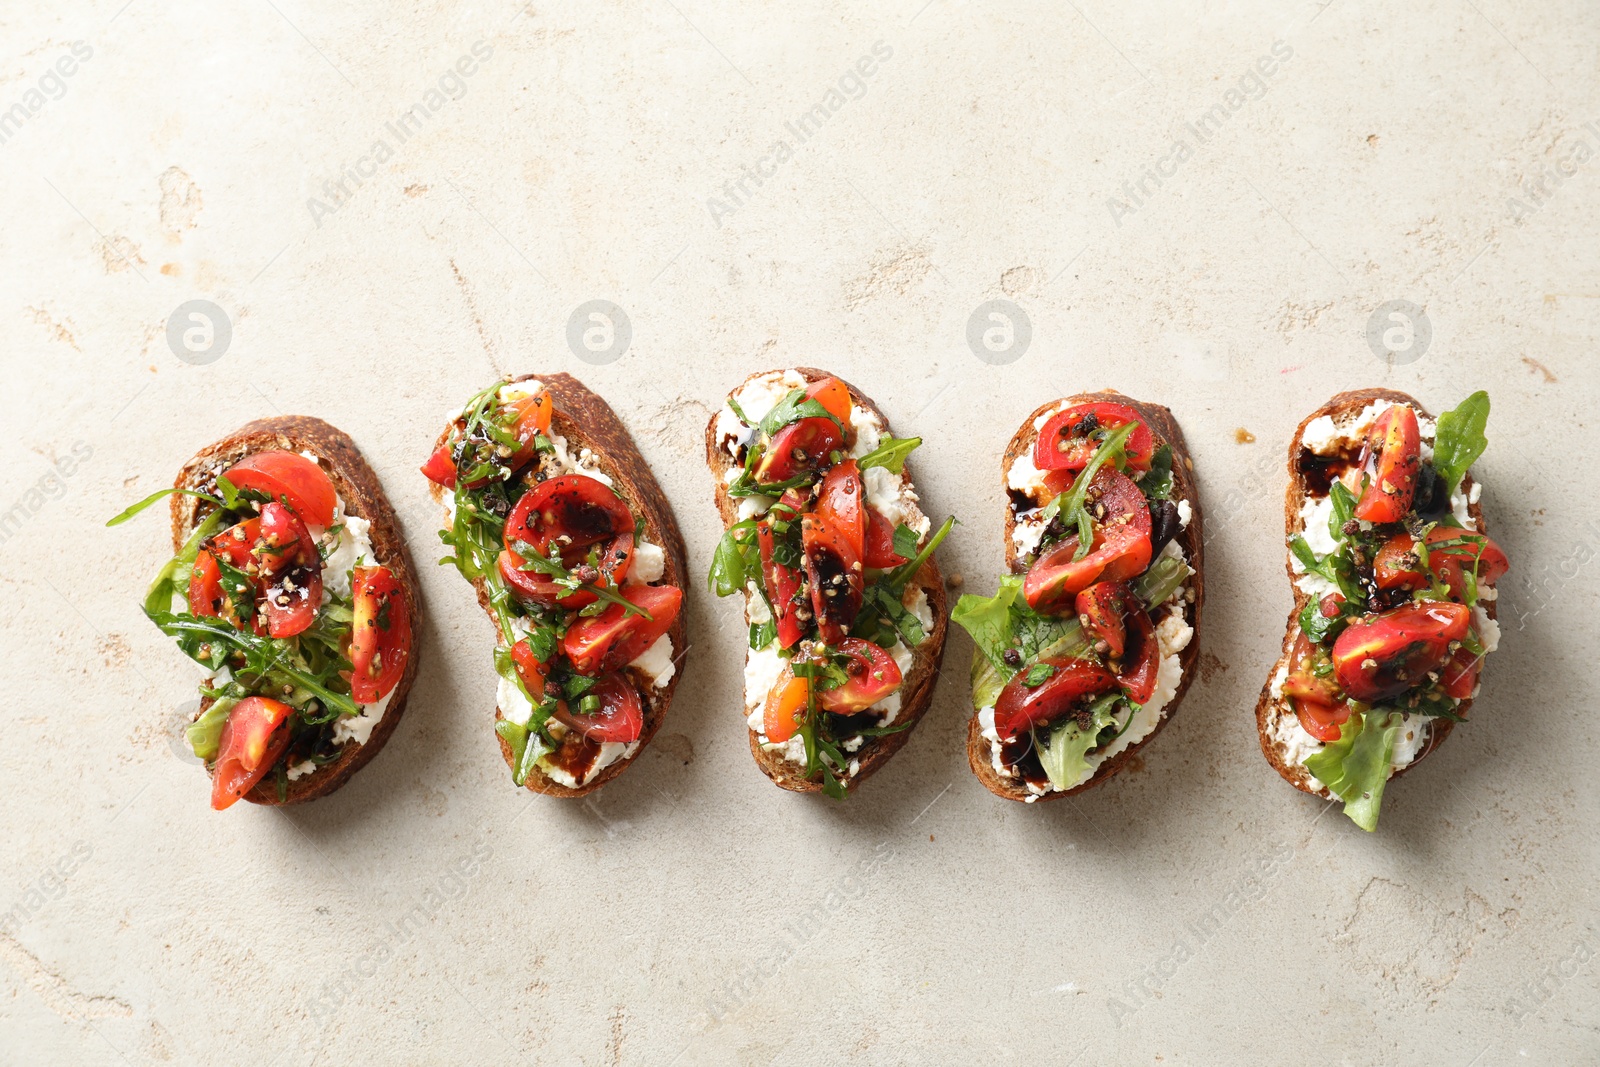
{"left": 805, "top": 377, "right": 853, "bottom": 427}
{"left": 211, "top": 696, "right": 294, "bottom": 810}
{"left": 349, "top": 566, "right": 410, "bottom": 704}
{"left": 763, "top": 672, "right": 810, "bottom": 743}
{"left": 505, "top": 475, "right": 633, "bottom": 556}
{"left": 498, "top": 529, "right": 632, "bottom": 610}
{"left": 1033, "top": 402, "right": 1155, "bottom": 474}
{"left": 1332, "top": 601, "right": 1471, "bottom": 702}
{"left": 1294, "top": 696, "right": 1351, "bottom": 743}
{"left": 221, "top": 451, "right": 336, "bottom": 527}
{"left": 815, "top": 460, "right": 866, "bottom": 562}
{"left": 1282, "top": 632, "right": 1344, "bottom": 706}
{"left": 188, "top": 549, "right": 263, "bottom": 632}
{"left": 1318, "top": 593, "right": 1347, "bottom": 619}
{"left": 1117, "top": 605, "right": 1159, "bottom": 704}
{"left": 206, "top": 517, "right": 261, "bottom": 568}
{"left": 1352, "top": 405, "right": 1421, "bottom": 524}
{"left": 992, "top": 658, "right": 1119, "bottom": 742}
{"left": 1075, "top": 581, "right": 1129, "bottom": 658}
{"left": 863, "top": 508, "right": 908, "bottom": 569}
{"left": 1440, "top": 641, "right": 1481, "bottom": 701}
{"left": 553, "top": 672, "right": 644, "bottom": 744}
{"left": 1023, "top": 470, "right": 1152, "bottom": 613}
{"left": 257, "top": 501, "right": 321, "bottom": 638}
{"left": 510, "top": 638, "right": 552, "bottom": 697}
{"left": 420, "top": 442, "right": 458, "bottom": 489}
{"left": 499, "top": 388, "right": 555, "bottom": 473}
{"left": 802, "top": 514, "right": 864, "bottom": 644}
{"left": 816, "top": 638, "right": 903, "bottom": 713}
{"left": 562, "top": 584, "right": 683, "bottom": 675}
{"left": 754, "top": 418, "right": 844, "bottom": 484}
{"left": 757, "top": 520, "right": 806, "bottom": 650}
{"left": 1374, "top": 527, "right": 1509, "bottom": 601}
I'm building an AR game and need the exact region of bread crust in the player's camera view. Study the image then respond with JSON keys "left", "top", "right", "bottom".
{"left": 965, "top": 391, "right": 1205, "bottom": 802}
{"left": 1255, "top": 388, "right": 1492, "bottom": 797}
{"left": 704, "top": 367, "right": 949, "bottom": 794}
{"left": 428, "top": 374, "right": 689, "bottom": 798}
{"left": 171, "top": 416, "right": 422, "bottom": 805}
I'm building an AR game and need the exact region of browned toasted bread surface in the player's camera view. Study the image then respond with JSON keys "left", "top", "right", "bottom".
{"left": 704, "top": 367, "right": 949, "bottom": 794}
{"left": 172, "top": 416, "right": 421, "bottom": 806}
{"left": 968, "top": 391, "right": 1205, "bottom": 802}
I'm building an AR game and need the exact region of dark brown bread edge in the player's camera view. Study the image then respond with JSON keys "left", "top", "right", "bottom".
{"left": 170, "top": 416, "right": 422, "bottom": 806}
{"left": 965, "top": 390, "right": 1206, "bottom": 802}
{"left": 428, "top": 374, "right": 689, "bottom": 798}
{"left": 1254, "top": 388, "right": 1491, "bottom": 797}
{"left": 703, "top": 367, "right": 950, "bottom": 794}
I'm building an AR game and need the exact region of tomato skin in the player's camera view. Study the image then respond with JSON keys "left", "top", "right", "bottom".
{"left": 764, "top": 673, "right": 809, "bottom": 743}
{"left": 499, "top": 389, "right": 554, "bottom": 473}
{"left": 754, "top": 418, "right": 844, "bottom": 484}
{"left": 207, "top": 518, "right": 261, "bottom": 568}
{"left": 1440, "top": 642, "right": 1481, "bottom": 700}
{"left": 816, "top": 638, "right": 903, "bottom": 713}
{"left": 802, "top": 514, "right": 864, "bottom": 644}
{"left": 1282, "top": 632, "right": 1344, "bottom": 705}
{"left": 1353, "top": 405, "right": 1421, "bottom": 524}
{"left": 1117, "top": 606, "right": 1159, "bottom": 704}
{"left": 992, "top": 658, "right": 1119, "bottom": 741}
{"left": 505, "top": 475, "right": 633, "bottom": 557}
{"left": 561, "top": 584, "right": 683, "bottom": 675}
{"left": 1075, "top": 581, "right": 1129, "bottom": 658}
{"left": 757, "top": 521, "right": 805, "bottom": 650}
{"left": 420, "top": 443, "right": 457, "bottom": 489}
{"left": 863, "top": 508, "right": 908, "bottom": 569}
{"left": 257, "top": 502, "right": 321, "bottom": 638}
{"left": 1294, "top": 696, "right": 1351, "bottom": 743}
{"left": 1023, "top": 470, "right": 1152, "bottom": 612}
{"left": 814, "top": 461, "right": 866, "bottom": 563}
{"left": 805, "top": 377, "right": 853, "bottom": 427}
{"left": 222, "top": 452, "right": 337, "bottom": 527}
{"left": 211, "top": 697, "right": 294, "bottom": 810}
{"left": 510, "top": 638, "right": 551, "bottom": 697}
{"left": 189, "top": 550, "right": 224, "bottom": 618}
{"left": 553, "top": 673, "right": 644, "bottom": 743}
{"left": 1374, "top": 527, "right": 1509, "bottom": 601}
{"left": 1033, "top": 403, "right": 1154, "bottom": 474}
{"left": 349, "top": 566, "right": 410, "bottom": 705}
{"left": 1331, "top": 601, "right": 1471, "bottom": 702}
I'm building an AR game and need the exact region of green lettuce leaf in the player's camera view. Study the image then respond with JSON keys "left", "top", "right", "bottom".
{"left": 1036, "top": 694, "right": 1122, "bottom": 791}
{"left": 1304, "top": 710, "right": 1403, "bottom": 831}
{"left": 1432, "top": 391, "right": 1490, "bottom": 496}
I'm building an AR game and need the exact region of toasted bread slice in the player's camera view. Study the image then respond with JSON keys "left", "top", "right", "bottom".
{"left": 705, "top": 368, "right": 949, "bottom": 794}
{"left": 429, "top": 374, "right": 689, "bottom": 798}
{"left": 967, "top": 391, "right": 1205, "bottom": 802}
{"left": 1256, "top": 388, "right": 1491, "bottom": 797}
{"left": 171, "top": 416, "right": 421, "bottom": 805}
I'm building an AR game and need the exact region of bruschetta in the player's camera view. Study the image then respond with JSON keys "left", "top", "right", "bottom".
{"left": 706, "top": 368, "right": 952, "bottom": 798}
{"left": 424, "top": 375, "right": 687, "bottom": 797}
{"left": 952, "top": 393, "right": 1204, "bottom": 802}
{"left": 1257, "top": 389, "right": 1506, "bottom": 830}
{"left": 110, "top": 418, "right": 419, "bottom": 809}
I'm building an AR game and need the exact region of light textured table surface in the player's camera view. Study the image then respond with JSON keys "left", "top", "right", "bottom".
{"left": 2, "top": 1, "right": 1597, "bottom": 1064}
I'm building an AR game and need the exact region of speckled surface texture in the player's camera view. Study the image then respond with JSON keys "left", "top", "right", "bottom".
{"left": 2, "top": 2, "right": 1598, "bottom": 1064}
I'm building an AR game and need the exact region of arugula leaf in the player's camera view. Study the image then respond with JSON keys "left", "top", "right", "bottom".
{"left": 891, "top": 524, "right": 920, "bottom": 561}
{"left": 1024, "top": 663, "right": 1056, "bottom": 687}
{"left": 1327, "top": 480, "right": 1357, "bottom": 544}
{"left": 1140, "top": 444, "right": 1174, "bottom": 502}
{"left": 709, "top": 525, "right": 753, "bottom": 596}
{"left": 760, "top": 389, "right": 841, "bottom": 439}
{"left": 1038, "top": 421, "right": 1138, "bottom": 555}
{"left": 749, "top": 619, "right": 776, "bottom": 650}
{"left": 1036, "top": 694, "right": 1123, "bottom": 791}
{"left": 856, "top": 435, "right": 921, "bottom": 474}
{"left": 106, "top": 487, "right": 227, "bottom": 527}
{"left": 885, "top": 515, "right": 954, "bottom": 594}
{"left": 1432, "top": 391, "right": 1490, "bottom": 495}
{"left": 495, "top": 719, "right": 553, "bottom": 787}
{"left": 1298, "top": 596, "right": 1349, "bottom": 643}
{"left": 1304, "top": 710, "right": 1403, "bottom": 831}
{"left": 509, "top": 538, "right": 652, "bottom": 620}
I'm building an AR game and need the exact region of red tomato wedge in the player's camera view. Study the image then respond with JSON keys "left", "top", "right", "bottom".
{"left": 1353, "top": 405, "right": 1421, "bottom": 524}
{"left": 258, "top": 502, "right": 321, "bottom": 638}
{"left": 499, "top": 388, "right": 555, "bottom": 472}
{"left": 1440, "top": 642, "right": 1481, "bottom": 701}
{"left": 1023, "top": 470, "right": 1152, "bottom": 612}
{"left": 992, "top": 658, "right": 1119, "bottom": 742}
{"left": 510, "top": 638, "right": 551, "bottom": 697}
{"left": 1294, "top": 696, "right": 1351, "bottom": 743}
{"left": 349, "top": 566, "right": 410, "bottom": 705}
{"left": 816, "top": 638, "right": 903, "bottom": 713}
{"left": 1117, "top": 605, "right": 1159, "bottom": 704}
{"left": 754, "top": 418, "right": 844, "bottom": 484}
{"left": 553, "top": 673, "right": 644, "bottom": 744}
{"left": 420, "top": 443, "right": 457, "bottom": 489}
{"left": 802, "top": 514, "right": 864, "bottom": 644}
{"left": 505, "top": 475, "right": 634, "bottom": 556}
{"left": 815, "top": 460, "right": 866, "bottom": 562}
{"left": 1075, "top": 581, "right": 1129, "bottom": 658}
{"left": 222, "top": 452, "right": 336, "bottom": 527}
{"left": 764, "top": 672, "right": 810, "bottom": 743}
{"left": 863, "top": 508, "right": 908, "bottom": 569}
{"left": 498, "top": 530, "right": 633, "bottom": 610}
{"left": 805, "top": 377, "right": 853, "bottom": 427}
{"left": 211, "top": 696, "right": 294, "bottom": 810}
{"left": 1282, "top": 632, "right": 1344, "bottom": 706}
{"left": 188, "top": 549, "right": 264, "bottom": 633}
{"left": 1332, "top": 601, "right": 1471, "bottom": 702}
{"left": 1033, "top": 402, "right": 1154, "bottom": 474}
{"left": 562, "top": 584, "right": 683, "bottom": 675}
{"left": 1374, "top": 527, "right": 1509, "bottom": 601}
{"left": 757, "top": 521, "right": 805, "bottom": 650}
{"left": 207, "top": 517, "right": 261, "bottom": 568}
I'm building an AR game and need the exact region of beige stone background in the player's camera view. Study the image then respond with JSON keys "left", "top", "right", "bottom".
{"left": 2, "top": 0, "right": 1598, "bottom": 1063}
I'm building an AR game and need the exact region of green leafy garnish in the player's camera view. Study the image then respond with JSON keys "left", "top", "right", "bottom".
{"left": 1432, "top": 391, "right": 1490, "bottom": 496}
{"left": 856, "top": 435, "right": 922, "bottom": 474}
{"left": 891, "top": 524, "right": 920, "bottom": 561}
{"left": 106, "top": 487, "right": 226, "bottom": 527}
{"left": 760, "top": 389, "right": 842, "bottom": 439}
{"left": 1304, "top": 710, "right": 1404, "bottom": 831}
{"left": 1140, "top": 444, "right": 1174, "bottom": 502}
{"left": 1023, "top": 663, "right": 1056, "bottom": 687}
{"left": 1036, "top": 693, "right": 1124, "bottom": 791}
